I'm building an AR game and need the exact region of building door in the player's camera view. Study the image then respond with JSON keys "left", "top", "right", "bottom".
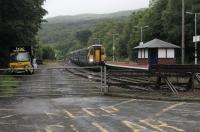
{"left": 148, "top": 48, "right": 158, "bottom": 66}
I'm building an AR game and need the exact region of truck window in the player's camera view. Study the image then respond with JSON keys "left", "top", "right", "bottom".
{"left": 10, "top": 52, "right": 31, "bottom": 62}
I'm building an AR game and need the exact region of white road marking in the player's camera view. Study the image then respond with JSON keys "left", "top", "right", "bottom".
{"left": 92, "top": 122, "right": 109, "bottom": 132}
{"left": 82, "top": 108, "right": 96, "bottom": 117}
{"left": 155, "top": 102, "right": 185, "bottom": 117}
{"left": 45, "top": 111, "right": 58, "bottom": 119}
{"left": 140, "top": 119, "right": 184, "bottom": 132}
{"left": 64, "top": 110, "right": 75, "bottom": 118}
{"left": 0, "top": 114, "right": 17, "bottom": 119}
{"left": 70, "top": 124, "right": 79, "bottom": 132}
{"left": 45, "top": 124, "right": 64, "bottom": 132}
{"left": 107, "top": 99, "right": 136, "bottom": 108}
{"left": 100, "top": 107, "right": 119, "bottom": 114}
{"left": 45, "top": 112, "right": 58, "bottom": 116}
{"left": 122, "top": 120, "right": 147, "bottom": 132}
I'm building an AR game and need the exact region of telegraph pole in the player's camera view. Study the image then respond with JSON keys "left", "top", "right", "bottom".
{"left": 112, "top": 33, "right": 119, "bottom": 62}
{"left": 186, "top": 12, "right": 200, "bottom": 64}
{"left": 134, "top": 26, "right": 149, "bottom": 43}
{"left": 195, "top": 13, "right": 197, "bottom": 64}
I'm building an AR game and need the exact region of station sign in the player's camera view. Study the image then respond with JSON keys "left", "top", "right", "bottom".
{"left": 193, "top": 35, "right": 200, "bottom": 43}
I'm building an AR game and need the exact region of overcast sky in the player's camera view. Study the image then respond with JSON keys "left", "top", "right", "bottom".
{"left": 44, "top": 0, "right": 149, "bottom": 18}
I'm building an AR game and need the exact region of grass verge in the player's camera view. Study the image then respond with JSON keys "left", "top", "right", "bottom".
{"left": 0, "top": 76, "right": 19, "bottom": 97}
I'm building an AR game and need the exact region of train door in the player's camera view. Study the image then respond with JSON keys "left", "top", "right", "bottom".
{"left": 148, "top": 48, "right": 158, "bottom": 66}
{"left": 95, "top": 48, "right": 100, "bottom": 64}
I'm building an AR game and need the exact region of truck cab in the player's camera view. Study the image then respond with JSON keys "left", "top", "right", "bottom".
{"left": 9, "top": 47, "right": 34, "bottom": 74}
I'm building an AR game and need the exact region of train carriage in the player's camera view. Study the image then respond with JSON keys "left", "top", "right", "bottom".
{"left": 70, "top": 45, "right": 106, "bottom": 66}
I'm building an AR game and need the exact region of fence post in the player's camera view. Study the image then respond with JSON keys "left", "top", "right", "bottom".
{"left": 191, "top": 73, "right": 195, "bottom": 90}
{"left": 187, "top": 73, "right": 195, "bottom": 91}
{"left": 104, "top": 66, "right": 108, "bottom": 93}
{"left": 50, "top": 69, "right": 53, "bottom": 90}
{"left": 100, "top": 66, "right": 103, "bottom": 94}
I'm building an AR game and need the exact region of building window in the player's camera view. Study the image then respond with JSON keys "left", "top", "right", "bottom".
{"left": 158, "top": 48, "right": 166, "bottom": 58}
{"left": 141, "top": 49, "right": 144, "bottom": 58}
{"left": 138, "top": 49, "right": 149, "bottom": 59}
{"left": 138, "top": 49, "right": 142, "bottom": 58}
{"left": 167, "top": 49, "right": 174, "bottom": 58}
{"left": 145, "top": 49, "right": 148, "bottom": 58}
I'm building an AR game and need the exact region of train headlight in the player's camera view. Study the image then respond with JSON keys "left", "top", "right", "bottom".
{"left": 89, "top": 58, "right": 94, "bottom": 63}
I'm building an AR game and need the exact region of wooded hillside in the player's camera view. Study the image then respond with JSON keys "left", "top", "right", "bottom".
{"left": 0, "top": 0, "right": 199, "bottom": 65}
{"left": 39, "top": 0, "right": 200, "bottom": 63}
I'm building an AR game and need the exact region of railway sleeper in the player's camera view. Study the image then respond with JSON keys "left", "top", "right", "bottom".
{"left": 108, "top": 82, "right": 155, "bottom": 89}
{"left": 110, "top": 77, "right": 150, "bottom": 84}
{"left": 108, "top": 83, "right": 152, "bottom": 91}
{"left": 119, "top": 77, "right": 150, "bottom": 83}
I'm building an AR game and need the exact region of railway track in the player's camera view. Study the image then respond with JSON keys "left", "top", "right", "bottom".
{"left": 64, "top": 63, "right": 155, "bottom": 92}
{"left": 64, "top": 63, "right": 200, "bottom": 95}
{"left": 106, "top": 66, "right": 155, "bottom": 92}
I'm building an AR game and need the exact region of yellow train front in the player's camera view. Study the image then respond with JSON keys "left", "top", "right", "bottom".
{"left": 70, "top": 45, "right": 106, "bottom": 66}
{"left": 9, "top": 47, "right": 34, "bottom": 74}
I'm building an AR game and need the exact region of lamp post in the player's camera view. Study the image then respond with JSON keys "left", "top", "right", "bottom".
{"left": 182, "top": 0, "right": 185, "bottom": 64}
{"left": 186, "top": 11, "right": 200, "bottom": 64}
{"left": 134, "top": 26, "right": 149, "bottom": 43}
{"left": 112, "top": 33, "right": 119, "bottom": 62}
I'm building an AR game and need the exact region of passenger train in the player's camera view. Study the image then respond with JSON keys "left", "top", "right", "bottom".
{"left": 69, "top": 45, "right": 106, "bottom": 66}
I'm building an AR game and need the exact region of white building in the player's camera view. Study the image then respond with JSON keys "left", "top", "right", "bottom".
{"left": 134, "top": 38, "right": 180, "bottom": 65}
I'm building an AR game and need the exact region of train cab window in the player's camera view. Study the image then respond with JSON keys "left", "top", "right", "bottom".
{"left": 90, "top": 49, "right": 94, "bottom": 55}
{"left": 101, "top": 48, "right": 105, "bottom": 55}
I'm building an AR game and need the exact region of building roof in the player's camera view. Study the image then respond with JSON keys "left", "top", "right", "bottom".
{"left": 134, "top": 38, "right": 180, "bottom": 49}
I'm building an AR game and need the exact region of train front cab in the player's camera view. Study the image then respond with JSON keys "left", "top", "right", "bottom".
{"left": 88, "top": 45, "right": 106, "bottom": 66}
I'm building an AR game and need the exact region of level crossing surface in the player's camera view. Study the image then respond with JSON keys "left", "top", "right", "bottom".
{"left": 0, "top": 62, "right": 199, "bottom": 132}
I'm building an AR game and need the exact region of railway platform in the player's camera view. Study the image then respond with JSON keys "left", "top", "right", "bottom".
{"left": 106, "top": 61, "right": 149, "bottom": 70}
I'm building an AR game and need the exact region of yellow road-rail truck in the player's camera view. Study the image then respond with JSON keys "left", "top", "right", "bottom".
{"left": 9, "top": 46, "right": 34, "bottom": 74}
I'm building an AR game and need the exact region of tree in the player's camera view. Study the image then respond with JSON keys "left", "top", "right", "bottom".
{"left": 42, "top": 46, "right": 56, "bottom": 60}
{"left": 0, "top": 0, "right": 47, "bottom": 46}
{"left": 0, "top": 0, "right": 47, "bottom": 67}
{"left": 76, "top": 30, "right": 92, "bottom": 47}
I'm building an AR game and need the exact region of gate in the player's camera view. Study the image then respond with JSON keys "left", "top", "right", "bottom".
{"left": 0, "top": 66, "right": 107, "bottom": 98}
{"left": 106, "top": 67, "right": 153, "bottom": 95}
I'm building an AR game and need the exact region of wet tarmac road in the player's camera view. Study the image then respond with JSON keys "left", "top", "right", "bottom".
{"left": 0, "top": 63, "right": 200, "bottom": 132}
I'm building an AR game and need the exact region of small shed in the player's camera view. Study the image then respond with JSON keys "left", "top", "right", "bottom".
{"left": 134, "top": 38, "right": 180, "bottom": 65}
